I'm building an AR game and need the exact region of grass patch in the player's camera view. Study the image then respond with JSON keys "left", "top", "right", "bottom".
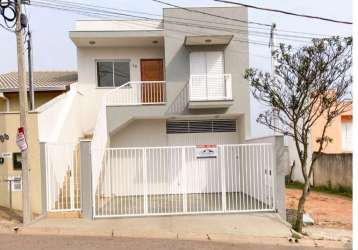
{"left": 286, "top": 181, "right": 352, "bottom": 198}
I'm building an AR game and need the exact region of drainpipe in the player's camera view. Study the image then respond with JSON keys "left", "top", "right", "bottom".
{"left": 0, "top": 93, "right": 10, "bottom": 112}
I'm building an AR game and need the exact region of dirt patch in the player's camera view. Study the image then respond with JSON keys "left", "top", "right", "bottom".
{"left": 0, "top": 206, "right": 22, "bottom": 223}
{"left": 285, "top": 189, "right": 352, "bottom": 230}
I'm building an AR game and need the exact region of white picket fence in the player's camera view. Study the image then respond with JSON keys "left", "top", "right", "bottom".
{"left": 93, "top": 143, "right": 275, "bottom": 218}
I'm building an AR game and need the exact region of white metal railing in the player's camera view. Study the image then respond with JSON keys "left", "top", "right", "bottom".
{"left": 106, "top": 81, "right": 166, "bottom": 106}
{"left": 189, "top": 74, "right": 232, "bottom": 101}
{"left": 91, "top": 81, "right": 167, "bottom": 196}
{"left": 45, "top": 143, "right": 81, "bottom": 211}
{"left": 93, "top": 143, "right": 275, "bottom": 218}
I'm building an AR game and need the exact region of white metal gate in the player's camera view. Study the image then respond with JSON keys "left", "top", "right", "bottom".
{"left": 45, "top": 143, "right": 81, "bottom": 211}
{"left": 93, "top": 144, "right": 275, "bottom": 218}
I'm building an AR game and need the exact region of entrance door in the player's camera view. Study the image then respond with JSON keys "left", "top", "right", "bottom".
{"left": 140, "top": 59, "right": 164, "bottom": 103}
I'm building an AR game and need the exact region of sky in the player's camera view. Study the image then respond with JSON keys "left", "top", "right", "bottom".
{"left": 0, "top": 0, "right": 352, "bottom": 137}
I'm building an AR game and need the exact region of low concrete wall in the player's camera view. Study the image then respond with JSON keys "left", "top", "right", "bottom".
{"left": 313, "top": 153, "right": 352, "bottom": 188}
{"left": 0, "top": 112, "right": 43, "bottom": 214}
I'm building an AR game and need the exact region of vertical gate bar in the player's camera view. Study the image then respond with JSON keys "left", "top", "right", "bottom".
{"left": 230, "top": 146, "right": 235, "bottom": 210}
{"left": 263, "top": 145, "right": 267, "bottom": 210}
{"left": 268, "top": 145, "right": 272, "bottom": 209}
{"left": 249, "top": 145, "right": 253, "bottom": 210}
{"left": 238, "top": 145, "right": 242, "bottom": 211}
{"left": 220, "top": 146, "right": 226, "bottom": 212}
{"left": 155, "top": 149, "right": 158, "bottom": 214}
{"left": 255, "top": 145, "right": 258, "bottom": 210}
{"left": 45, "top": 145, "right": 49, "bottom": 210}
{"left": 263, "top": 145, "right": 266, "bottom": 210}
{"left": 235, "top": 146, "right": 239, "bottom": 210}
{"left": 110, "top": 149, "right": 113, "bottom": 215}
{"left": 159, "top": 148, "right": 162, "bottom": 214}
{"left": 182, "top": 148, "right": 187, "bottom": 213}
{"left": 70, "top": 145, "right": 75, "bottom": 210}
{"left": 143, "top": 149, "right": 148, "bottom": 215}
{"left": 260, "top": 145, "right": 263, "bottom": 210}
{"left": 115, "top": 149, "right": 118, "bottom": 215}
{"left": 170, "top": 149, "right": 174, "bottom": 213}
{"left": 106, "top": 149, "right": 109, "bottom": 216}
{"left": 245, "top": 145, "right": 249, "bottom": 210}
{"left": 209, "top": 157, "right": 213, "bottom": 212}
{"left": 126, "top": 149, "right": 129, "bottom": 215}
{"left": 271, "top": 145, "right": 276, "bottom": 210}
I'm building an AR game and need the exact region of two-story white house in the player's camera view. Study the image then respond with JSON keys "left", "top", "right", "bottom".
{"left": 39, "top": 7, "right": 287, "bottom": 220}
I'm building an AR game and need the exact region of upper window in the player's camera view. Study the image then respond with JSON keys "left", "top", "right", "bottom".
{"left": 97, "top": 60, "right": 130, "bottom": 87}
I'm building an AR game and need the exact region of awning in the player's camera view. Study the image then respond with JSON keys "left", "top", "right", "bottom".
{"left": 184, "top": 35, "right": 233, "bottom": 46}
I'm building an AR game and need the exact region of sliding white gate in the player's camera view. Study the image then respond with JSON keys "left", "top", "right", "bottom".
{"left": 45, "top": 143, "right": 81, "bottom": 211}
{"left": 93, "top": 144, "right": 275, "bottom": 218}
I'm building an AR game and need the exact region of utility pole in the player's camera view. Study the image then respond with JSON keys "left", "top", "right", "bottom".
{"left": 269, "top": 23, "right": 279, "bottom": 134}
{"left": 27, "top": 30, "right": 35, "bottom": 110}
{"left": 15, "top": 0, "right": 32, "bottom": 224}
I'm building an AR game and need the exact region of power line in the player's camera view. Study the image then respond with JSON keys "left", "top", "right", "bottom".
{"left": 152, "top": 0, "right": 271, "bottom": 27}
{"left": 29, "top": 1, "right": 283, "bottom": 49}
{"left": 215, "top": 0, "right": 353, "bottom": 25}
{"left": 32, "top": 0, "right": 342, "bottom": 40}
{"left": 42, "top": 0, "right": 341, "bottom": 38}
{"left": 30, "top": 0, "right": 317, "bottom": 46}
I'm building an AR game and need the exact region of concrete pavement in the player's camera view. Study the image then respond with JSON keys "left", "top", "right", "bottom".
{"left": 0, "top": 213, "right": 351, "bottom": 249}
{"left": 0, "top": 234, "right": 351, "bottom": 250}
{"left": 21, "top": 213, "right": 292, "bottom": 239}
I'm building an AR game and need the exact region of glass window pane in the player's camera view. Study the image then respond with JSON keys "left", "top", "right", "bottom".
{"left": 97, "top": 62, "right": 113, "bottom": 87}
{"left": 114, "top": 62, "right": 130, "bottom": 86}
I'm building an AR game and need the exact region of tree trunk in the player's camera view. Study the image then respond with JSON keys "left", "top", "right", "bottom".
{"left": 294, "top": 181, "right": 310, "bottom": 232}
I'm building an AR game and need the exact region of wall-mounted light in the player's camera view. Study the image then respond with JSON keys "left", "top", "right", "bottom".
{"left": 89, "top": 41, "right": 96, "bottom": 45}
{"left": 205, "top": 39, "right": 212, "bottom": 43}
{"left": 152, "top": 40, "right": 158, "bottom": 44}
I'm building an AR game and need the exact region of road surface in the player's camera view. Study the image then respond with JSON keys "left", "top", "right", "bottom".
{"left": 0, "top": 234, "right": 348, "bottom": 250}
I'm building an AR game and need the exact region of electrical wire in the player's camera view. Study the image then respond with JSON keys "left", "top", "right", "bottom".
{"left": 32, "top": 0, "right": 344, "bottom": 40}
{"left": 214, "top": 0, "right": 353, "bottom": 25}
{"left": 0, "top": 0, "right": 17, "bottom": 31}
{"left": 30, "top": 0, "right": 318, "bottom": 46}
{"left": 152, "top": 0, "right": 271, "bottom": 27}
{"left": 31, "top": 0, "right": 308, "bottom": 53}
{"left": 37, "top": 0, "right": 341, "bottom": 39}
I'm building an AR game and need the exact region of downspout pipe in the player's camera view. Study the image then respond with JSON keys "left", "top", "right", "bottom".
{"left": 0, "top": 92, "right": 10, "bottom": 112}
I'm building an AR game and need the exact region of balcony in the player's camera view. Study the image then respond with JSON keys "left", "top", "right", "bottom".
{"left": 188, "top": 74, "right": 233, "bottom": 109}
{"left": 106, "top": 81, "right": 166, "bottom": 106}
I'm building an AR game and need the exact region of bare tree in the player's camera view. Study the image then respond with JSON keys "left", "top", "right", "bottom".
{"left": 244, "top": 37, "right": 352, "bottom": 233}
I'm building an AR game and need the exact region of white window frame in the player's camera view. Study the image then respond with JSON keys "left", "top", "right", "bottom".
{"left": 341, "top": 120, "right": 352, "bottom": 152}
{"left": 95, "top": 59, "right": 131, "bottom": 88}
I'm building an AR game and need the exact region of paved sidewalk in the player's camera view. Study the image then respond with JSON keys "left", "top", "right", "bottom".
{"left": 0, "top": 213, "right": 350, "bottom": 249}
{"left": 0, "top": 234, "right": 350, "bottom": 250}
{"left": 17, "top": 213, "right": 291, "bottom": 239}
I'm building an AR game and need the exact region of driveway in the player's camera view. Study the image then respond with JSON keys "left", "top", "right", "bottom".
{"left": 20, "top": 213, "right": 291, "bottom": 239}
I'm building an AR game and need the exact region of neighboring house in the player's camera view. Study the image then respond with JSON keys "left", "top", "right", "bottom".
{"left": 0, "top": 71, "right": 77, "bottom": 213}
{"left": 0, "top": 71, "right": 77, "bottom": 111}
{"left": 2, "top": 7, "right": 288, "bottom": 219}
{"left": 288, "top": 101, "right": 353, "bottom": 183}
{"left": 311, "top": 101, "right": 353, "bottom": 153}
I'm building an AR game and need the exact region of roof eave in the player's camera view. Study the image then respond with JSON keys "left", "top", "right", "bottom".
{"left": 0, "top": 86, "right": 69, "bottom": 93}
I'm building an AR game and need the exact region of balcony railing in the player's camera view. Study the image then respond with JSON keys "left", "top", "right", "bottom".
{"left": 106, "top": 81, "right": 166, "bottom": 106}
{"left": 189, "top": 74, "right": 232, "bottom": 101}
